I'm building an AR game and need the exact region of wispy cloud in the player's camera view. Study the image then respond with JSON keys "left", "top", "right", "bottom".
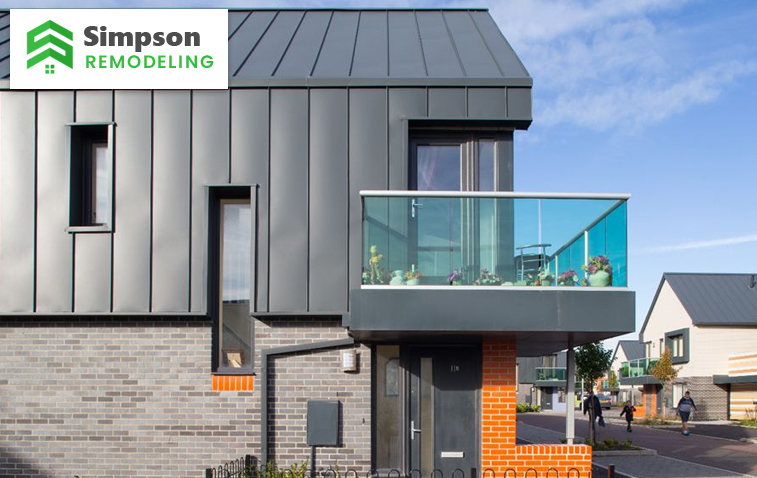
{"left": 637, "top": 233, "right": 757, "bottom": 255}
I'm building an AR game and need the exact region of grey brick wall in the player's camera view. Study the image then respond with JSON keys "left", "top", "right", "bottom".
{"left": 659, "top": 376, "right": 728, "bottom": 420}
{"left": 0, "top": 316, "right": 372, "bottom": 478}
{"left": 255, "top": 317, "right": 371, "bottom": 470}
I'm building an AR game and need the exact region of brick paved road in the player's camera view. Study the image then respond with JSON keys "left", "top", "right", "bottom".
{"left": 518, "top": 413, "right": 757, "bottom": 477}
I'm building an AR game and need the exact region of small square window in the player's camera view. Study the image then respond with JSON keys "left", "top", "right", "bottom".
{"left": 69, "top": 124, "right": 112, "bottom": 229}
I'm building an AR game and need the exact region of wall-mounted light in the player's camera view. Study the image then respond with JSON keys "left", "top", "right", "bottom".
{"left": 342, "top": 349, "right": 357, "bottom": 373}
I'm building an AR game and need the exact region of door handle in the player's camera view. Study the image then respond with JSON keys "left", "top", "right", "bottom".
{"left": 411, "top": 199, "right": 424, "bottom": 218}
{"left": 410, "top": 420, "right": 421, "bottom": 440}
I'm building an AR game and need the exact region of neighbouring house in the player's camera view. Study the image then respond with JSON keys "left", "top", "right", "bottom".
{"left": 620, "top": 273, "right": 757, "bottom": 420}
{"left": 609, "top": 340, "right": 644, "bottom": 406}
{"left": 0, "top": 8, "right": 635, "bottom": 478}
{"left": 517, "top": 352, "right": 571, "bottom": 412}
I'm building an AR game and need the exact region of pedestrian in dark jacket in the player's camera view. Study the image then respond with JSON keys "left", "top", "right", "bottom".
{"left": 620, "top": 400, "right": 636, "bottom": 432}
{"left": 583, "top": 394, "right": 604, "bottom": 426}
{"left": 676, "top": 391, "right": 697, "bottom": 435}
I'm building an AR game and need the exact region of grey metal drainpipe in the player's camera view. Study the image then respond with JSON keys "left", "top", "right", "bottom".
{"left": 260, "top": 337, "right": 355, "bottom": 467}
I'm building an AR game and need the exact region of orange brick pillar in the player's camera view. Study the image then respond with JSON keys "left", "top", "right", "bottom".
{"left": 482, "top": 341, "right": 592, "bottom": 476}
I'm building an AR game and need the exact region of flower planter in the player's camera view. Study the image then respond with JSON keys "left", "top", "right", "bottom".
{"left": 588, "top": 270, "right": 612, "bottom": 287}
{"left": 406, "top": 278, "right": 420, "bottom": 286}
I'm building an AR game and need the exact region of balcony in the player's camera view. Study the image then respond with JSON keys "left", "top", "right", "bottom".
{"left": 619, "top": 357, "right": 661, "bottom": 385}
{"left": 536, "top": 367, "right": 567, "bottom": 382}
{"left": 346, "top": 192, "right": 635, "bottom": 354}
{"left": 360, "top": 192, "right": 627, "bottom": 288}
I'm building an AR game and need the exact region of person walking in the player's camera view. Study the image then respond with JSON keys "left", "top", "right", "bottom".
{"left": 620, "top": 400, "right": 636, "bottom": 432}
{"left": 583, "top": 393, "right": 604, "bottom": 426}
{"left": 676, "top": 390, "right": 697, "bottom": 435}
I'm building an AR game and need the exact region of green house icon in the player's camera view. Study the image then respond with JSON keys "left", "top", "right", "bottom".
{"left": 27, "top": 20, "right": 74, "bottom": 70}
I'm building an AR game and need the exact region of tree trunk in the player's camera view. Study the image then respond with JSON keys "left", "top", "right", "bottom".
{"left": 660, "top": 384, "right": 667, "bottom": 422}
{"left": 588, "top": 393, "right": 596, "bottom": 445}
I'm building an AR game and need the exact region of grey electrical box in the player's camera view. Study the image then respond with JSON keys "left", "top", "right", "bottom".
{"left": 307, "top": 400, "right": 339, "bottom": 446}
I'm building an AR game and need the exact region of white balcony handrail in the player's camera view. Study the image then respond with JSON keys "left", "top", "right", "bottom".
{"left": 359, "top": 190, "right": 631, "bottom": 200}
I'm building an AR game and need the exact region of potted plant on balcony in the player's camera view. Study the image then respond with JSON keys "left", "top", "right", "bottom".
{"left": 404, "top": 269, "right": 423, "bottom": 286}
{"left": 473, "top": 268, "right": 503, "bottom": 286}
{"left": 534, "top": 269, "right": 554, "bottom": 286}
{"left": 557, "top": 269, "right": 579, "bottom": 286}
{"left": 582, "top": 255, "right": 613, "bottom": 287}
{"left": 447, "top": 269, "right": 463, "bottom": 286}
{"left": 368, "top": 245, "right": 384, "bottom": 284}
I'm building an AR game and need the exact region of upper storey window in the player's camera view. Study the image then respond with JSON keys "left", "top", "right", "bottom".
{"left": 69, "top": 124, "right": 112, "bottom": 230}
{"left": 411, "top": 135, "right": 501, "bottom": 192}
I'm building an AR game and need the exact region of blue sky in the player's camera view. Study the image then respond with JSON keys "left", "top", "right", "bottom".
{"left": 9, "top": 0, "right": 757, "bottom": 351}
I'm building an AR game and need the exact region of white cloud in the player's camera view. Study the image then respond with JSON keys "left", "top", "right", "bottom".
{"left": 637, "top": 233, "right": 757, "bottom": 255}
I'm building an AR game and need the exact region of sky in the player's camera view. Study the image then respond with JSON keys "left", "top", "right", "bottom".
{"left": 7, "top": 0, "right": 757, "bottom": 352}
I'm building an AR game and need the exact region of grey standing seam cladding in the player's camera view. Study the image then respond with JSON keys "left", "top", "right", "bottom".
{"left": 230, "top": 89, "right": 270, "bottom": 312}
{"left": 0, "top": 92, "right": 35, "bottom": 312}
{"left": 73, "top": 91, "right": 113, "bottom": 313}
{"left": 151, "top": 91, "right": 191, "bottom": 313}
{"left": 387, "top": 12, "right": 426, "bottom": 78}
{"left": 191, "top": 90, "right": 230, "bottom": 313}
{"left": 35, "top": 92, "right": 74, "bottom": 313}
{"left": 310, "top": 12, "right": 360, "bottom": 78}
{"left": 269, "top": 89, "right": 309, "bottom": 312}
{"left": 388, "top": 88, "right": 426, "bottom": 190}
{"left": 236, "top": 11, "right": 305, "bottom": 78}
{"left": 228, "top": 11, "right": 278, "bottom": 77}
{"left": 428, "top": 88, "right": 466, "bottom": 118}
{"left": 347, "top": 89, "right": 388, "bottom": 296}
{"left": 274, "top": 11, "right": 332, "bottom": 78}
{"left": 351, "top": 12, "right": 389, "bottom": 77}
{"left": 112, "top": 91, "right": 151, "bottom": 313}
{"left": 309, "top": 89, "right": 349, "bottom": 312}
{"left": 467, "top": 88, "right": 506, "bottom": 118}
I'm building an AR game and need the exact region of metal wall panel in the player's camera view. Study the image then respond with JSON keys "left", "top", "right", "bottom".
{"left": 351, "top": 12, "right": 388, "bottom": 77}
{"left": 388, "top": 88, "right": 426, "bottom": 189}
{"left": 467, "top": 88, "right": 506, "bottom": 119}
{"left": 231, "top": 89, "right": 270, "bottom": 312}
{"left": 112, "top": 91, "right": 151, "bottom": 312}
{"left": 73, "top": 91, "right": 113, "bottom": 313}
{"left": 275, "top": 11, "right": 331, "bottom": 77}
{"left": 428, "top": 88, "right": 466, "bottom": 118}
{"left": 348, "top": 89, "right": 388, "bottom": 295}
{"left": 191, "top": 90, "right": 230, "bottom": 313}
{"left": 152, "top": 91, "right": 191, "bottom": 312}
{"left": 309, "top": 89, "right": 348, "bottom": 312}
{"left": 268, "top": 89, "right": 309, "bottom": 312}
{"left": 507, "top": 87, "right": 532, "bottom": 119}
{"left": 35, "top": 91, "right": 73, "bottom": 313}
{"left": 388, "top": 12, "right": 426, "bottom": 78}
{"left": 496, "top": 132, "right": 514, "bottom": 191}
{"left": 0, "top": 92, "right": 35, "bottom": 312}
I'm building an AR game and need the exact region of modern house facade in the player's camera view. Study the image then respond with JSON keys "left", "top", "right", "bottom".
{"left": 517, "top": 352, "right": 570, "bottom": 412}
{"left": 0, "top": 9, "right": 635, "bottom": 478}
{"left": 621, "top": 273, "right": 757, "bottom": 420}
{"left": 609, "top": 340, "right": 643, "bottom": 406}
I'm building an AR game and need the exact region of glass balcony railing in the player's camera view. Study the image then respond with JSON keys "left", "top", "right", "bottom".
{"left": 361, "top": 192, "right": 628, "bottom": 287}
{"left": 620, "top": 358, "right": 659, "bottom": 378}
{"left": 536, "top": 367, "right": 567, "bottom": 381}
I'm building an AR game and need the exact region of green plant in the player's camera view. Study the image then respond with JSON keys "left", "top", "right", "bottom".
{"left": 651, "top": 347, "right": 679, "bottom": 422}
{"left": 516, "top": 403, "right": 541, "bottom": 413}
{"left": 562, "top": 437, "right": 640, "bottom": 451}
{"left": 252, "top": 460, "right": 309, "bottom": 478}
{"left": 473, "top": 268, "right": 503, "bottom": 286}
{"left": 575, "top": 342, "right": 613, "bottom": 445}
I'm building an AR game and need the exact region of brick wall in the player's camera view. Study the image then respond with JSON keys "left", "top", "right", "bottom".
{"left": 482, "top": 341, "right": 591, "bottom": 476}
{"left": 0, "top": 317, "right": 257, "bottom": 478}
{"left": 0, "top": 317, "right": 372, "bottom": 478}
{"left": 255, "top": 318, "right": 371, "bottom": 470}
{"left": 671, "top": 377, "right": 728, "bottom": 420}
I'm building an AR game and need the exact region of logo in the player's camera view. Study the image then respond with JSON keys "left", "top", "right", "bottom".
{"left": 26, "top": 20, "right": 74, "bottom": 73}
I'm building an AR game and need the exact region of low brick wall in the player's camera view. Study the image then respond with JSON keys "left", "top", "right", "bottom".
{"left": 482, "top": 341, "right": 592, "bottom": 476}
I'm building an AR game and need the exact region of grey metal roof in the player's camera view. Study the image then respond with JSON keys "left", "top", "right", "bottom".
{"left": 229, "top": 9, "right": 530, "bottom": 83}
{"left": 0, "top": 10, "right": 530, "bottom": 85}
{"left": 0, "top": 12, "right": 9, "bottom": 80}
{"left": 642, "top": 273, "right": 757, "bottom": 335}
{"left": 664, "top": 273, "right": 757, "bottom": 326}
{"left": 618, "top": 340, "right": 644, "bottom": 361}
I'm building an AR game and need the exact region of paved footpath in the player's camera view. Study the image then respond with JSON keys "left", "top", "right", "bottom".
{"left": 517, "top": 413, "right": 757, "bottom": 478}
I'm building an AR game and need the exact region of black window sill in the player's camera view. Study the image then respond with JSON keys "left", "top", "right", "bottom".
{"left": 212, "top": 370, "right": 256, "bottom": 376}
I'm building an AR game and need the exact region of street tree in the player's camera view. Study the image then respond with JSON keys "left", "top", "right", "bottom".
{"left": 651, "top": 347, "right": 679, "bottom": 422}
{"left": 574, "top": 342, "right": 613, "bottom": 445}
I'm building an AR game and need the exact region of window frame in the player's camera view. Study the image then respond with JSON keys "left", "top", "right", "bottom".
{"left": 67, "top": 122, "right": 115, "bottom": 233}
{"left": 664, "top": 328, "right": 690, "bottom": 365}
{"left": 208, "top": 185, "right": 256, "bottom": 375}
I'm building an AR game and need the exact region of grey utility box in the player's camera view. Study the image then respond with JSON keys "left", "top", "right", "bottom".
{"left": 306, "top": 400, "right": 340, "bottom": 446}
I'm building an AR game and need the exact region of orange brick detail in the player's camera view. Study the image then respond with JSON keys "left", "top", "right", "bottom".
{"left": 212, "top": 374, "right": 254, "bottom": 391}
{"left": 481, "top": 341, "right": 592, "bottom": 476}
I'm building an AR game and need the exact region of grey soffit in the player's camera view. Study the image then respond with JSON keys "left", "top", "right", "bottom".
{"left": 665, "top": 273, "right": 757, "bottom": 326}
{"left": 619, "top": 376, "right": 661, "bottom": 386}
{"left": 0, "top": 12, "right": 9, "bottom": 80}
{"left": 618, "top": 340, "right": 644, "bottom": 361}
{"left": 713, "top": 374, "right": 757, "bottom": 385}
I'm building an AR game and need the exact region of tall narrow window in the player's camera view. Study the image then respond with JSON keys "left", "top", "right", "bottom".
{"left": 70, "top": 124, "right": 111, "bottom": 228}
{"left": 376, "top": 345, "right": 401, "bottom": 470}
{"left": 219, "top": 199, "right": 252, "bottom": 370}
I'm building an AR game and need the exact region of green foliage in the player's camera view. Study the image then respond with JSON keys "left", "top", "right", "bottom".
{"left": 516, "top": 403, "right": 541, "bottom": 413}
{"left": 608, "top": 370, "right": 619, "bottom": 390}
{"left": 575, "top": 343, "right": 613, "bottom": 392}
{"left": 562, "top": 437, "right": 640, "bottom": 450}
{"left": 249, "top": 460, "right": 309, "bottom": 478}
{"left": 651, "top": 347, "right": 680, "bottom": 421}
